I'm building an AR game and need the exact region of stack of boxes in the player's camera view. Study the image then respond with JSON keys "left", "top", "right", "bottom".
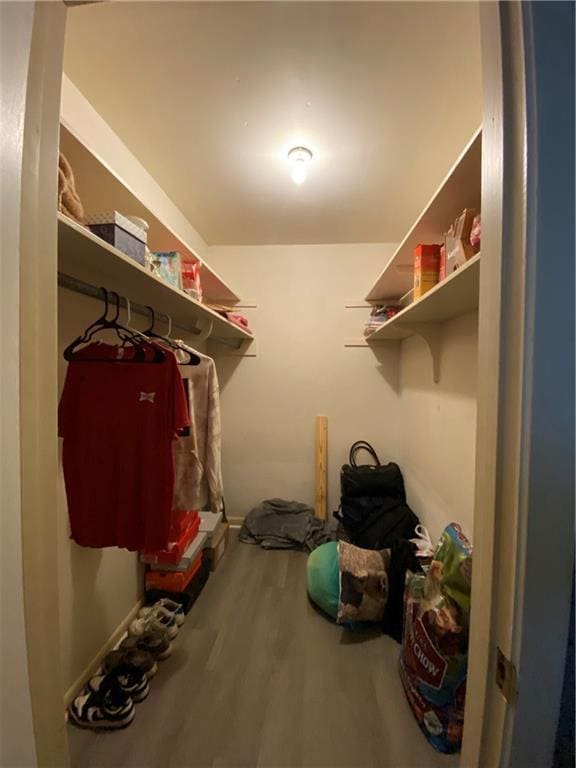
{"left": 141, "top": 510, "right": 208, "bottom": 613}
{"left": 140, "top": 510, "right": 230, "bottom": 613}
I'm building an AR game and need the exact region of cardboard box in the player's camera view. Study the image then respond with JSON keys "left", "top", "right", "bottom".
{"left": 204, "top": 522, "right": 229, "bottom": 571}
{"left": 145, "top": 552, "right": 203, "bottom": 592}
{"left": 442, "top": 208, "right": 477, "bottom": 280}
{"left": 144, "top": 555, "right": 211, "bottom": 614}
{"left": 140, "top": 513, "right": 200, "bottom": 565}
{"left": 199, "top": 510, "right": 223, "bottom": 541}
{"left": 149, "top": 532, "right": 208, "bottom": 573}
{"left": 413, "top": 244, "right": 441, "bottom": 300}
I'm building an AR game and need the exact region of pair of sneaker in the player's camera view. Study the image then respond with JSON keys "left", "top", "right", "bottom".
{"left": 68, "top": 648, "right": 156, "bottom": 730}
{"left": 129, "top": 598, "right": 185, "bottom": 641}
{"left": 69, "top": 600, "right": 185, "bottom": 731}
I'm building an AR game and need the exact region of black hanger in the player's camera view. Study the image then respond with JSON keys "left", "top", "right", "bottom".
{"left": 142, "top": 306, "right": 200, "bottom": 366}
{"left": 63, "top": 288, "right": 165, "bottom": 363}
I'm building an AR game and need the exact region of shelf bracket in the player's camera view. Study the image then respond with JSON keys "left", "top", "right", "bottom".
{"left": 208, "top": 337, "right": 256, "bottom": 357}
{"left": 192, "top": 317, "right": 214, "bottom": 342}
{"left": 344, "top": 337, "right": 392, "bottom": 347}
{"left": 396, "top": 322, "right": 443, "bottom": 383}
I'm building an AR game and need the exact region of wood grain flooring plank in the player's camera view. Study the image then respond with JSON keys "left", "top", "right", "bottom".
{"left": 68, "top": 534, "right": 459, "bottom": 768}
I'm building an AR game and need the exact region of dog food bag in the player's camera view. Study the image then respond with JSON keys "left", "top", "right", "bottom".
{"left": 399, "top": 523, "right": 472, "bottom": 754}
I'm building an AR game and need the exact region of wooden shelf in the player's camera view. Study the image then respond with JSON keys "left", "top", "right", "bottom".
{"left": 366, "top": 253, "right": 480, "bottom": 341}
{"left": 366, "top": 127, "right": 482, "bottom": 302}
{"left": 58, "top": 214, "right": 254, "bottom": 342}
{"left": 59, "top": 125, "right": 240, "bottom": 305}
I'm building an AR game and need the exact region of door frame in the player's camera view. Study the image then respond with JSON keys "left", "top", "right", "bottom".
{"left": 464, "top": 3, "right": 574, "bottom": 766}
{"left": 3, "top": 2, "right": 69, "bottom": 766}
{"left": 10, "top": 2, "right": 573, "bottom": 766}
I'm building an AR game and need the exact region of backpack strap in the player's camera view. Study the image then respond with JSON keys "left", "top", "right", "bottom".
{"left": 349, "top": 441, "right": 382, "bottom": 467}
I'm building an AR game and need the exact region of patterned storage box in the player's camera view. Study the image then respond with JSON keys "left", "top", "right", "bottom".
{"left": 85, "top": 211, "right": 147, "bottom": 265}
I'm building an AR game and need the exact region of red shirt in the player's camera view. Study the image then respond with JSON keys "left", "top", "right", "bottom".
{"left": 59, "top": 343, "right": 189, "bottom": 551}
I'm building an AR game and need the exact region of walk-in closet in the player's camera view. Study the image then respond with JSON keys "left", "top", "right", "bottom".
{"left": 2, "top": 2, "right": 574, "bottom": 768}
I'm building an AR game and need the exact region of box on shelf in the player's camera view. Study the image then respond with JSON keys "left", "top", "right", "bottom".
{"left": 169, "top": 509, "right": 199, "bottom": 541}
{"left": 151, "top": 251, "right": 183, "bottom": 290}
{"left": 199, "top": 510, "right": 223, "bottom": 542}
{"left": 441, "top": 208, "right": 477, "bottom": 280}
{"left": 204, "top": 522, "right": 229, "bottom": 572}
{"left": 85, "top": 210, "right": 147, "bottom": 266}
{"left": 144, "top": 554, "right": 211, "bottom": 614}
{"left": 181, "top": 257, "right": 203, "bottom": 302}
{"left": 140, "top": 512, "right": 200, "bottom": 565}
{"left": 149, "top": 531, "right": 208, "bottom": 573}
{"left": 413, "top": 244, "right": 441, "bottom": 300}
{"left": 145, "top": 551, "right": 203, "bottom": 593}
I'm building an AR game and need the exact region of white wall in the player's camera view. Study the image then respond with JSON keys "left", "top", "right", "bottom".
{"left": 210, "top": 245, "right": 477, "bottom": 544}
{"left": 209, "top": 244, "right": 400, "bottom": 519}
{"left": 396, "top": 311, "right": 478, "bottom": 542}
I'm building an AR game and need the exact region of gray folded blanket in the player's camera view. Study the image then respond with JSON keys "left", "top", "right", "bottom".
{"left": 239, "top": 498, "right": 337, "bottom": 551}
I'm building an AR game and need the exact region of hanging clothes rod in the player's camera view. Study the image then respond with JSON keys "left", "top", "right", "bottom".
{"left": 57, "top": 271, "right": 240, "bottom": 349}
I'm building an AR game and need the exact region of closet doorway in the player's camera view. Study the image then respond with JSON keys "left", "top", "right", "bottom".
{"left": 4, "top": 3, "right": 573, "bottom": 768}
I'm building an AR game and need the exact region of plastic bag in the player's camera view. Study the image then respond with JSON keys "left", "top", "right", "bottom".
{"left": 399, "top": 522, "right": 472, "bottom": 754}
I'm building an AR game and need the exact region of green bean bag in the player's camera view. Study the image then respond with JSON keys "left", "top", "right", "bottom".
{"left": 307, "top": 541, "right": 340, "bottom": 618}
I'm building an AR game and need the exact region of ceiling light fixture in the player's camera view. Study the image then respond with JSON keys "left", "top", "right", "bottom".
{"left": 288, "top": 146, "right": 313, "bottom": 185}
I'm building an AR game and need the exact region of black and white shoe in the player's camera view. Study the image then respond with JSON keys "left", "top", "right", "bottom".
{"left": 68, "top": 682, "right": 135, "bottom": 730}
{"left": 89, "top": 668, "right": 150, "bottom": 703}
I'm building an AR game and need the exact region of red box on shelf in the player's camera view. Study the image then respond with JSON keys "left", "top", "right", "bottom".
{"left": 140, "top": 513, "right": 200, "bottom": 565}
{"left": 145, "top": 553, "right": 203, "bottom": 593}
{"left": 169, "top": 509, "right": 199, "bottom": 541}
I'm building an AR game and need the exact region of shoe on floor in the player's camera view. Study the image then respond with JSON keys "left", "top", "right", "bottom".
{"left": 139, "top": 598, "right": 185, "bottom": 627}
{"left": 89, "top": 669, "right": 150, "bottom": 703}
{"left": 68, "top": 681, "right": 135, "bottom": 731}
{"left": 120, "top": 630, "right": 173, "bottom": 661}
{"left": 103, "top": 648, "right": 158, "bottom": 680}
{"left": 129, "top": 611, "right": 178, "bottom": 640}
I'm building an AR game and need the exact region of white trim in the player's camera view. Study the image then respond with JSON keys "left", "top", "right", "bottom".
{"left": 63, "top": 600, "right": 143, "bottom": 709}
{"left": 0, "top": 4, "right": 38, "bottom": 766}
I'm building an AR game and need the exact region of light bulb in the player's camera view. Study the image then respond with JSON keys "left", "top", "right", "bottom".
{"left": 287, "top": 146, "right": 313, "bottom": 185}
{"left": 291, "top": 162, "right": 307, "bottom": 185}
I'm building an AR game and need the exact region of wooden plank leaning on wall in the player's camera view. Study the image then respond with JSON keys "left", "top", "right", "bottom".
{"left": 315, "top": 415, "right": 328, "bottom": 520}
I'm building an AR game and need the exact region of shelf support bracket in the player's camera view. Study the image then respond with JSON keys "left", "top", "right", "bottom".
{"left": 397, "top": 322, "right": 443, "bottom": 383}
{"left": 193, "top": 317, "right": 214, "bottom": 342}
{"left": 344, "top": 337, "right": 391, "bottom": 347}
{"left": 208, "top": 337, "right": 257, "bottom": 357}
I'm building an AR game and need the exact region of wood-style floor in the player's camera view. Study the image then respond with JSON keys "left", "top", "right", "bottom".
{"left": 69, "top": 533, "right": 458, "bottom": 768}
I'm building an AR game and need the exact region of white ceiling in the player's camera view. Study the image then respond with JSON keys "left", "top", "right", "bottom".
{"left": 63, "top": 2, "right": 481, "bottom": 246}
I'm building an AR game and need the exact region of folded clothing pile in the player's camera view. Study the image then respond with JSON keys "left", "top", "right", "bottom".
{"left": 240, "top": 498, "right": 337, "bottom": 551}
{"left": 364, "top": 305, "right": 402, "bottom": 336}
{"left": 205, "top": 303, "right": 253, "bottom": 334}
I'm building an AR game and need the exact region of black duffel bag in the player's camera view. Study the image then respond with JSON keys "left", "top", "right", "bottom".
{"left": 340, "top": 441, "right": 406, "bottom": 501}
{"left": 334, "top": 442, "right": 418, "bottom": 550}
